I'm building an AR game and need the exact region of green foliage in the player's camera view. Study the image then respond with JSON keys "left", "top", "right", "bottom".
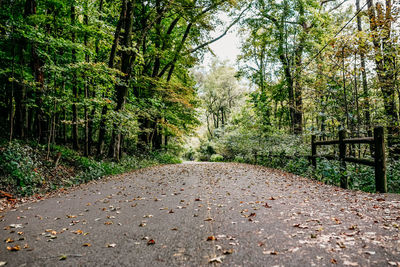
{"left": 150, "top": 151, "right": 182, "bottom": 165}
{"left": 234, "top": 155, "right": 245, "bottom": 163}
{"left": 0, "top": 141, "right": 43, "bottom": 195}
{"left": 210, "top": 154, "right": 224, "bottom": 162}
{"left": 0, "top": 141, "right": 182, "bottom": 196}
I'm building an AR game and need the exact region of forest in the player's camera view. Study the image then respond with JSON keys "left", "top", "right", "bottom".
{"left": 0, "top": 0, "right": 399, "bottom": 196}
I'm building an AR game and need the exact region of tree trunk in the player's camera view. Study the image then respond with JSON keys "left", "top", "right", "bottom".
{"left": 71, "top": 3, "right": 79, "bottom": 150}
{"left": 356, "top": 0, "right": 371, "bottom": 136}
{"left": 97, "top": 0, "right": 127, "bottom": 156}
{"left": 108, "top": 0, "right": 134, "bottom": 159}
{"left": 367, "top": 0, "right": 399, "bottom": 156}
{"left": 83, "top": 9, "right": 89, "bottom": 156}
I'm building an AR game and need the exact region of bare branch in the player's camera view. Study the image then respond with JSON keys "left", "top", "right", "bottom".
{"left": 188, "top": 5, "right": 251, "bottom": 54}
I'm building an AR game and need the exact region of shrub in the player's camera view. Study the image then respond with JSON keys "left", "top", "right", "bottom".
{"left": 234, "top": 155, "right": 245, "bottom": 163}
{"left": 0, "top": 141, "right": 43, "bottom": 195}
{"left": 151, "top": 151, "right": 182, "bottom": 164}
{"left": 210, "top": 154, "right": 224, "bottom": 162}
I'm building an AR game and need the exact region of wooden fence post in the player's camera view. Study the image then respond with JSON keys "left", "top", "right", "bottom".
{"left": 311, "top": 135, "right": 317, "bottom": 169}
{"left": 339, "top": 129, "right": 348, "bottom": 189}
{"left": 374, "top": 126, "right": 387, "bottom": 193}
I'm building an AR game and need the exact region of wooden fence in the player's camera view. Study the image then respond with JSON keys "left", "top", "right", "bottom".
{"left": 256, "top": 126, "right": 387, "bottom": 193}
{"left": 311, "top": 126, "right": 386, "bottom": 193}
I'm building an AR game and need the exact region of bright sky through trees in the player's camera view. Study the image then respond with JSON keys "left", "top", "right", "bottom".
{"left": 203, "top": 12, "right": 241, "bottom": 67}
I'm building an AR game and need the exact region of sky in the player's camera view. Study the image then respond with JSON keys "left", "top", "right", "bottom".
{"left": 202, "top": 13, "right": 242, "bottom": 68}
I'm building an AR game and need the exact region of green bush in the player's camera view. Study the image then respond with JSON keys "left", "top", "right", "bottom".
{"left": 234, "top": 155, "right": 245, "bottom": 163}
{"left": 0, "top": 140, "right": 184, "bottom": 196}
{"left": 210, "top": 154, "right": 224, "bottom": 162}
{"left": 152, "top": 151, "right": 182, "bottom": 164}
{"left": 0, "top": 141, "right": 43, "bottom": 195}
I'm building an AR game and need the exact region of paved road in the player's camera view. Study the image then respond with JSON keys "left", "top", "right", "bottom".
{"left": 1, "top": 163, "right": 400, "bottom": 266}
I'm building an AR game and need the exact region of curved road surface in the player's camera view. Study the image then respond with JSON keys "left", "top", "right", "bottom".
{"left": 1, "top": 163, "right": 400, "bottom": 266}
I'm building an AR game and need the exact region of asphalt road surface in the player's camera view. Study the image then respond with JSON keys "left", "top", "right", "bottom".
{"left": 1, "top": 162, "right": 400, "bottom": 266}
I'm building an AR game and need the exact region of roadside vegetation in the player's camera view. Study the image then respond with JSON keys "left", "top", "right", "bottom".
{"left": 0, "top": 139, "right": 181, "bottom": 196}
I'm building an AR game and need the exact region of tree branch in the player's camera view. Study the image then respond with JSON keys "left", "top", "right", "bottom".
{"left": 188, "top": 5, "right": 251, "bottom": 54}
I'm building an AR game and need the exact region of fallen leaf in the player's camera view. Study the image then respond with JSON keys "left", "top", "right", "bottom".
{"left": 331, "top": 259, "right": 337, "bottom": 264}
{"left": 0, "top": 261, "right": 6, "bottom": 266}
{"left": 348, "top": 225, "right": 358, "bottom": 230}
{"left": 264, "top": 203, "right": 272, "bottom": 208}
{"left": 337, "top": 241, "right": 346, "bottom": 249}
{"left": 209, "top": 255, "right": 225, "bottom": 263}
{"left": 343, "top": 261, "right": 358, "bottom": 266}
{"left": 207, "top": 236, "right": 216, "bottom": 241}
{"left": 262, "top": 250, "right": 278, "bottom": 255}
{"left": 104, "top": 221, "right": 113, "bottom": 225}
{"left": 107, "top": 243, "right": 116, "bottom": 248}
{"left": 5, "top": 238, "right": 14, "bottom": 243}
{"left": 6, "top": 245, "right": 20, "bottom": 251}
{"left": 293, "top": 224, "right": 308, "bottom": 229}
{"left": 223, "top": 249, "right": 233, "bottom": 254}
{"left": 147, "top": 239, "right": 155, "bottom": 245}
{"left": 59, "top": 255, "right": 67, "bottom": 261}
{"left": 73, "top": 230, "right": 83, "bottom": 235}
{"left": 83, "top": 243, "right": 91, "bottom": 247}
{"left": 204, "top": 218, "right": 213, "bottom": 221}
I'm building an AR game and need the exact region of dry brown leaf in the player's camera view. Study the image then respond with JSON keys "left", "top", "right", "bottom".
{"left": 7, "top": 245, "right": 20, "bottom": 251}
{"left": 223, "top": 249, "right": 233, "bottom": 255}
{"left": 207, "top": 236, "right": 216, "bottom": 241}
{"left": 73, "top": 229, "right": 83, "bottom": 235}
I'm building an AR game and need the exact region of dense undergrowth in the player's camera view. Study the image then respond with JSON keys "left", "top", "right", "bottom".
{"left": 0, "top": 140, "right": 181, "bottom": 196}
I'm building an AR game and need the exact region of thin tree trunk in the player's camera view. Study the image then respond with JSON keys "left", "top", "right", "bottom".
{"left": 97, "top": 0, "right": 127, "bottom": 156}
{"left": 356, "top": 0, "right": 371, "bottom": 136}
{"left": 83, "top": 9, "right": 89, "bottom": 156}
{"left": 71, "top": 3, "right": 79, "bottom": 150}
{"left": 108, "top": 0, "right": 134, "bottom": 159}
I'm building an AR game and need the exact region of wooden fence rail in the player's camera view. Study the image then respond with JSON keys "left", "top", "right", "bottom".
{"left": 311, "top": 126, "right": 386, "bottom": 193}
